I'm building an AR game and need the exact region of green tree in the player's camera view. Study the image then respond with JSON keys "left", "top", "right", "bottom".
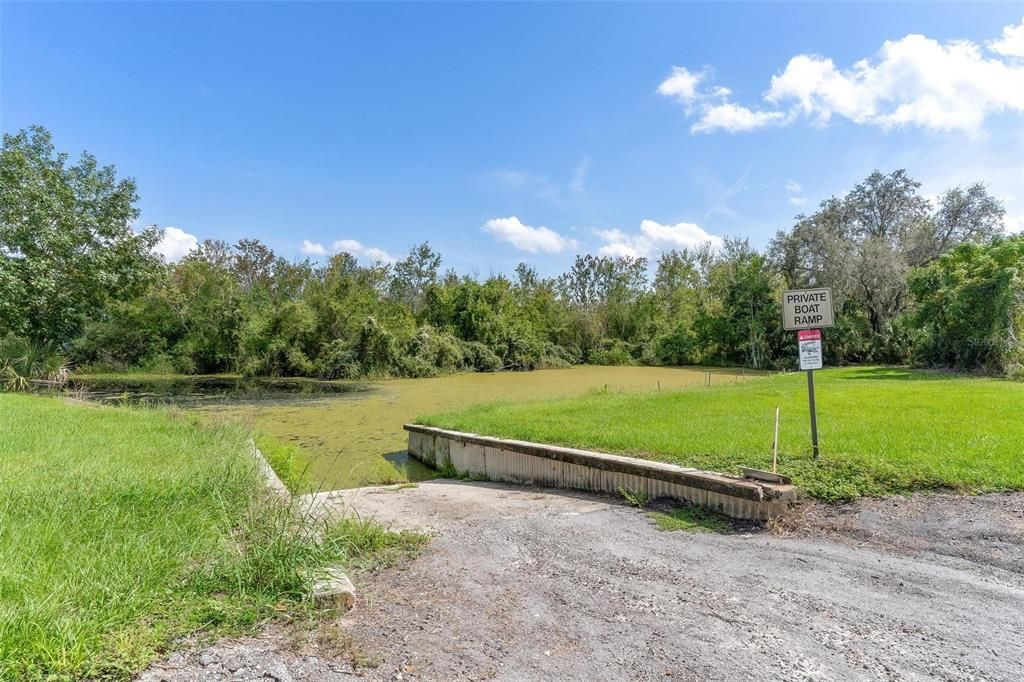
{"left": 697, "top": 239, "right": 784, "bottom": 369}
{"left": 390, "top": 242, "right": 441, "bottom": 315}
{"left": 910, "top": 235, "right": 1023, "bottom": 374}
{"left": 0, "top": 126, "right": 160, "bottom": 343}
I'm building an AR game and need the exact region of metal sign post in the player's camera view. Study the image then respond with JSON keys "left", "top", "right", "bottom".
{"left": 784, "top": 290, "right": 833, "bottom": 458}
{"left": 798, "top": 328, "right": 823, "bottom": 457}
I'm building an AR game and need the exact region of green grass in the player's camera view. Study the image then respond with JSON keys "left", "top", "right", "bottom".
{"left": 0, "top": 394, "right": 424, "bottom": 681}
{"left": 419, "top": 366, "right": 1024, "bottom": 501}
{"left": 649, "top": 506, "right": 731, "bottom": 533}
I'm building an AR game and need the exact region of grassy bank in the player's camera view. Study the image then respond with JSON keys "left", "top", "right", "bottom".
{"left": 420, "top": 367, "right": 1024, "bottom": 501}
{"left": 0, "top": 394, "right": 422, "bottom": 681}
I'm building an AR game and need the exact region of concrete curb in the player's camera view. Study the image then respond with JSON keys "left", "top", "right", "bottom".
{"left": 251, "top": 441, "right": 291, "bottom": 500}
{"left": 405, "top": 424, "right": 799, "bottom": 521}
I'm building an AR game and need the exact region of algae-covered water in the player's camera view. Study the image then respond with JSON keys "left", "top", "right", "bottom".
{"left": 71, "top": 375, "right": 364, "bottom": 407}
{"left": 200, "top": 366, "right": 753, "bottom": 490}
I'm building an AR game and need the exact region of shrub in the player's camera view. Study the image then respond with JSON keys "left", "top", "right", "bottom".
{"left": 590, "top": 339, "right": 633, "bottom": 366}
{"left": 355, "top": 317, "right": 398, "bottom": 376}
{"left": 317, "top": 340, "right": 362, "bottom": 379}
{"left": 458, "top": 340, "right": 503, "bottom": 372}
{"left": 909, "top": 236, "right": 1024, "bottom": 374}
{"left": 655, "top": 325, "right": 697, "bottom": 366}
{"left": 408, "top": 325, "right": 464, "bottom": 373}
{"left": 0, "top": 336, "right": 70, "bottom": 391}
{"left": 498, "top": 327, "right": 544, "bottom": 370}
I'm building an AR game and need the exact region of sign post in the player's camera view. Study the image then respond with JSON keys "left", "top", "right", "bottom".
{"left": 798, "top": 329, "right": 823, "bottom": 457}
{"left": 783, "top": 289, "right": 834, "bottom": 458}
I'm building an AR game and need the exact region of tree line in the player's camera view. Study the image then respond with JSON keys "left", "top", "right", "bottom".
{"left": 2, "top": 126, "right": 1021, "bottom": 381}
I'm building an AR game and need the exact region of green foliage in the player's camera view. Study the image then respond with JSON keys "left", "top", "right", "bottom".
{"left": 459, "top": 340, "right": 503, "bottom": 371}
{"left": 655, "top": 324, "right": 698, "bottom": 365}
{"left": 0, "top": 126, "right": 161, "bottom": 344}
{"left": 701, "top": 239, "right": 787, "bottom": 369}
{"left": 617, "top": 486, "right": 649, "bottom": 508}
{"left": 910, "top": 235, "right": 1024, "bottom": 374}
{"left": 355, "top": 316, "right": 400, "bottom": 375}
{"left": 0, "top": 336, "right": 70, "bottom": 391}
{"left": 591, "top": 339, "right": 634, "bottom": 366}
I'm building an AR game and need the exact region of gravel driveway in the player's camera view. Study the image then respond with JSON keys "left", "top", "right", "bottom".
{"left": 140, "top": 482, "right": 1024, "bottom": 682}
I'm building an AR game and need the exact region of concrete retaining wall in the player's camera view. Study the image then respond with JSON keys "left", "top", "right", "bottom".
{"left": 405, "top": 424, "right": 799, "bottom": 521}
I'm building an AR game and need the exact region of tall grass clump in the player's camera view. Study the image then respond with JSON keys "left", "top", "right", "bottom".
{"left": 0, "top": 394, "right": 423, "bottom": 681}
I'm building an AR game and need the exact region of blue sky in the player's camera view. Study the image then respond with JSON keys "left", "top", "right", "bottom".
{"left": 3, "top": 2, "right": 1022, "bottom": 275}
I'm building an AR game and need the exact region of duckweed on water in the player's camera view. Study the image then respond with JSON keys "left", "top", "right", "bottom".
{"left": 203, "top": 366, "right": 754, "bottom": 491}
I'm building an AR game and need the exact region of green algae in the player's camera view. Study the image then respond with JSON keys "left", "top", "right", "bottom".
{"left": 202, "top": 366, "right": 754, "bottom": 491}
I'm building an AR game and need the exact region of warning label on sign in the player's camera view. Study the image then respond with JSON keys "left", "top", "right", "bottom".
{"left": 798, "top": 329, "right": 823, "bottom": 370}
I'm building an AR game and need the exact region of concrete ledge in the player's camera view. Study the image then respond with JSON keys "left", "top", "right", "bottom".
{"left": 405, "top": 424, "right": 799, "bottom": 521}
{"left": 251, "top": 441, "right": 291, "bottom": 500}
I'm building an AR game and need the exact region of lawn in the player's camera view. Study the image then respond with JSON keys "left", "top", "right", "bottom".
{"left": 0, "top": 394, "right": 422, "bottom": 681}
{"left": 419, "top": 367, "right": 1024, "bottom": 501}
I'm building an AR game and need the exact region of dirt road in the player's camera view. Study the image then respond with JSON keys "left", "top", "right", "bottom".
{"left": 141, "top": 482, "right": 1024, "bottom": 681}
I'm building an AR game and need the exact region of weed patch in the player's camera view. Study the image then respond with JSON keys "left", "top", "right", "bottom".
{"left": 649, "top": 506, "right": 731, "bottom": 533}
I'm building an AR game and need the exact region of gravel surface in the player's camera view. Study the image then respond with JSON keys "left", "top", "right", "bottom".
{"left": 139, "top": 482, "right": 1024, "bottom": 682}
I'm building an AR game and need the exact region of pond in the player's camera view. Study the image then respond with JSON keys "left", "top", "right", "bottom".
{"left": 71, "top": 367, "right": 754, "bottom": 490}
{"left": 70, "top": 375, "right": 366, "bottom": 408}
{"left": 197, "top": 366, "right": 754, "bottom": 491}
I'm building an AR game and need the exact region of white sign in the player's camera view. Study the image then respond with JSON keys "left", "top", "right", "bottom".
{"left": 798, "top": 329, "right": 823, "bottom": 370}
{"left": 782, "top": 288, "right": 834, "bottom": 330}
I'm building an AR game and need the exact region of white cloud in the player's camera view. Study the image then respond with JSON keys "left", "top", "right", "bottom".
{"left": 332, "top": 239, "right": 394, "bottom": 263}
{"left": 300, "top": 239, "right": 328, "bottom": 256}
{"left": 154, "top": 226, "right": 198, "bottom": 262}
{"left": 768, "top": 34, "right": 1024, "bottom": 133}
{"left": 656, "top": 66, "right": 705, "bottom": 103}
{"left": 301, "top": 238, "right": 394, "bottom": 263}
{"left": 691, "top": 103, "right": 788, "bottom": 134}
{"left": 785, "top": 179, "right": 808, "bottom": 207}
{"left": 989, "top": 17, "right": 1024, "bottom": 58}
{"left": 482, "top": 216, "right": 578, "bottom": 254}
{"left": 596, "top": 220, "right": 723, "bottom": 258}
{"left": 659, "top": 19, "right": 1024, "bottom": 135}
{"left": 595, "top": 228, "right": 648, "bottom": 258}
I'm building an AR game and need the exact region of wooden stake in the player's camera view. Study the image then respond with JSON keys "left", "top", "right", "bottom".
{"left": 772, "top": 407, "right": 780, "bottom": 474}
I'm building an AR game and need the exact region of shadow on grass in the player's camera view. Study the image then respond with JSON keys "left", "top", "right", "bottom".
{"left": 833, "top": 366, "right": 953, "bottom": 381}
